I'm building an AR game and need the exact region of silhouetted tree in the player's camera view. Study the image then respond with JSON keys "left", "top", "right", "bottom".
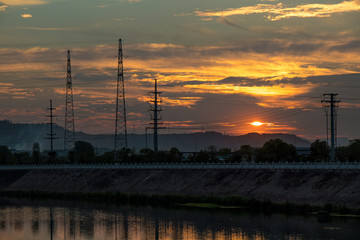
{"left": 47, "top": 151, "right": 57, "bottom": 164}
{"left": 218, "top": 147, "right": 231, "bottom": 161}
{"left": 257, "top": 138, "right": 297, "bottom": 162}
{"left": 0, "top": 145, "right": 12, "bottom": 164}
{"left": 14, "top": 152, "right": 31, "bottom": 164}
{"left": 336, "top": 146, "right": 348, "bottom": 162}
{"left": 139, "top": 148, "right": 155, "bottom": 162}
{"left": 67, "top": 150, "right": 75, "bottom": 164}
{"left": 238, "top": 145, "right": 253, "bottom": 162}
{"left": 32, "top": 142, "right": 40, "bottom": 164}
{"left": 310, "top": 140, "right": 329, "bottom": 162}
{"left": 347, "top": 139, "right": 360, "bottom": 162}
{"left": 156, "top": 150, "right": 167, "bottom": 162}
{"left": 206, "top": 145, "right": 217, "bottom": 161}
{"left": 96, "top": 151, "right": 115, "bottom": 164}
{"left": 195, "top": 150, "right": 210, "bottom": 162}
{"left": 74, "top": 141, "right": 95, "bottom": 163}
{"left": 167, "top": 147, "right": 182, "bottom": 162}
{"left": 117, "top": 147, "right": 136, "bottom": 163}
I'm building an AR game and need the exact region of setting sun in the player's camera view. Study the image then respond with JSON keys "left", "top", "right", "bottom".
{"left": 251, "top": 121, "right": 265, "bottom": 126}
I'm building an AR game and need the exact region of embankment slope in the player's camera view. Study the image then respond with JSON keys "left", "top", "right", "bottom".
{"left": 0, "top": 169, "right": 359, "bottom": 208}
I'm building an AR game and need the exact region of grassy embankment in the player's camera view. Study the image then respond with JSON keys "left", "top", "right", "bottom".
{"left": 1, "top": 190, "right": 359, "bottom": 217}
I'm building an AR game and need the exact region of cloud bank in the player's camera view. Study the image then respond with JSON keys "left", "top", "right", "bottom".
{"left": 195, "top": 0, "right": 360, "bottom": 21}
{"left": 0, "top": 0, "right": 48, "bottom": 6}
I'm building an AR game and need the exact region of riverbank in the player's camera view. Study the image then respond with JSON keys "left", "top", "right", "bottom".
{"left": 1, "top": 190, "right": 359, "bottom": 217}
{"left": 0, "top": 168, "right": 359, "bottom": 209}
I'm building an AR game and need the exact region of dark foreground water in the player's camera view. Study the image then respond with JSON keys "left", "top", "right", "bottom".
{"left": 0, "top": 198, "right": 359, "bottom": 240}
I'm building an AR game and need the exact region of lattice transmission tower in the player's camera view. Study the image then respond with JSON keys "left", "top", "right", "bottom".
{"left": 64, "top": 50, "right": 76, "bottom": 153}
{"left": 114, "top": 39, "right": 128, "bottom": 160}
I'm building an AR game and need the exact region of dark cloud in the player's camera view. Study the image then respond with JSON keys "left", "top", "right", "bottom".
{"left": 330, "top": 40, "right": 360, "bottom": 52}
{"left": 72, "top": 72, "right": 113, "bottom": 84}
{"left": 217, "top": 73, "right": 360, "bottom": 88}
{"left": 124, "top": 39, "right": 359, "bottom": 59}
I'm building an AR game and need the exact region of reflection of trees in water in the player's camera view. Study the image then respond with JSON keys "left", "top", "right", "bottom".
{"left": 0, "top": 210, "right": 6, "bottom": 230}
{"left": 0, "top": 201, "right": 360, "bottom": 240}
{"left": 104, "top": 213, "right": 114, "bottom": 236}
{"left": 122, "top": 212, "right": 129, "bottom": 240}
{"left": 31, "top": 219, "right": 39, "bottom": 234}
{"left": 79, "top": 209, "right": 95, "bottom": 237}
{"left": 31, "top": 207, "right": 40, "bottom": 234}
{"left": 0, "top": 202, "right": 268, "bottom": 239}
{"left": 0, "top": 220, "right": 5, "bottom": 230}
{"left": 49, "top": 208, "right": 54, "bottom": 240}
{"left": 68, "top": 209, "right": 76, "bottom": 238}
{"left": 13, "top": 207, "right": 24, "bottom": 231}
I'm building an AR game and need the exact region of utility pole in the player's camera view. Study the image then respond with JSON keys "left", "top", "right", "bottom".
{"left": 114, "top": 38, "right": 128, "bottom": 161}
{"left": 145, "top": 126, "right": 151, "bottom": 149}
{"left": 322, "top": 93, "right": 340, "bottom": 162}
{"left": 64, "top": 50, "right": 76, "bottom": 154}
{"left": 321, "top": 100, "right": 329, "bottom": 146}
{"left": 46, "top": 100, "right": 57, "bottom": 160}
{"left": 148, "top": 79, "right": 165, "bottom": 155}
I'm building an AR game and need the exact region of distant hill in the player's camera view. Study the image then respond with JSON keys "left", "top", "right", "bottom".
{"left": 0, "top": 120, "right": 311, "bottom": 152}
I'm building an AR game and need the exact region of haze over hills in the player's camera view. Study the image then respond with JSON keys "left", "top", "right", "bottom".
{"left": 0, "top": 120, "right": 312, "bottom": 152}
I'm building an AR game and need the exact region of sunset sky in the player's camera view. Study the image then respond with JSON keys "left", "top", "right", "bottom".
{"left": 0, "top": 0, "right": 359, "bottom": 140}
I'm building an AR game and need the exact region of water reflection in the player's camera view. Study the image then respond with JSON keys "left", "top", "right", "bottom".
{"left": 0, "top": 198, "right": 359, "bottom": 240}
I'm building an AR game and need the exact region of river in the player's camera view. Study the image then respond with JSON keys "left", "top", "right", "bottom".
{"left": 0, "top": 198, "right": 359, "bottom": 240}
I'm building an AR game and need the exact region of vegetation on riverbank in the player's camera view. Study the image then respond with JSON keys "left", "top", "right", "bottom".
{"left": 1, "top": 138, "right": 360, "bottom": 165}
{"left": 1, "top": 190, "right": 359, "bottom": 217}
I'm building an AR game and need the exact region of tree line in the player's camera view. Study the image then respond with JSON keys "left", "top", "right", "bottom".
{"left": 1, "top": 138, "right": 360, "bottom": 165}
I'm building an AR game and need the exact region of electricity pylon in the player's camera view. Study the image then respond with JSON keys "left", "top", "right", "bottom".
{"left": 64, "top": 50, "right": 76, "bottom": 153}
{"left": 114, "top": 39, "right": 128, "bottom": 161}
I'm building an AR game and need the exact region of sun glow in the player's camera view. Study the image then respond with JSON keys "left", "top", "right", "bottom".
{"left": 251, "top": 121, "right": 264, "bottom": 126}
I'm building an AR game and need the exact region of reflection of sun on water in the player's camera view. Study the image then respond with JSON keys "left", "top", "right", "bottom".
{"left": 251, "top": 121, "right": 264, "bottom": 126}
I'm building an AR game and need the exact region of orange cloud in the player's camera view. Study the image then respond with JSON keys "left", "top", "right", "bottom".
{"left": 137, "top": 95, "right": 201, "bottom": 108}
{"left": 182, "top": 83, "right": 316, "bottom": 97}
{"left": 161, "top": 96, "right": 202, "bottom": 108}
{"left": 128, "top": 112, "right": 145, "bottom": 118}
{"left": 0, "top": 108, "right": 46, "bottom": 121}
{"left": 0, "top": 0, "right": 48, "bottom": 6}
{"left": 195, "top": 1, "right": 360, "bottom": 21}
{"left": 0, "top": 62, "right": 59, "bottom": 72}
{"left": 0, "top": 86, "right": 36, "bottom": 99}
{"left": 2, "top": 42, "right": 358, "bottom": 81}
{"left": 0, "top": 83, "right": 14, "bottom": 86}
{"left": 21, "top": 13, "right": 32, "bottom": 18}
{"left": 1, "top": 42, "right": 359, "bottom": 128}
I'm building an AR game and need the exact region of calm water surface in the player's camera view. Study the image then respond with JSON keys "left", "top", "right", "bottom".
{"left": 0, "top": 198, "right": 359, "bottom": 240}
